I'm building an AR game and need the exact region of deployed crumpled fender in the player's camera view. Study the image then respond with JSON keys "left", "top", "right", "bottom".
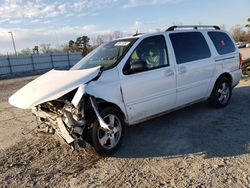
{"left": 85, "top": 67, "right": 128, "bottom": 121}
{"left": 9, "top": 66, "right": 101, "bottom": 109}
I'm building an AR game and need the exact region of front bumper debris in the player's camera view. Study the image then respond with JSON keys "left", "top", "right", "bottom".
{"left": 56, "top": 117, "right": 74, "bottom": 144}
{"left": 32, "top": 95, "right": 110, "bottom": 149}
{"left": 32, "top": 100, "right": 86, "bottom": 148}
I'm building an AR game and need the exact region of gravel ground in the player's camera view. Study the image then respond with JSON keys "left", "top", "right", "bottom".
{"left": 0, "top": 75, "right": 250, "bottom": 187}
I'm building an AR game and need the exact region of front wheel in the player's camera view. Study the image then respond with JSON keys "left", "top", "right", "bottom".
{"left": 91, "top": 107, "right": 124, "bottom": 156}
{"left": 209, "top": 77, "right": 232, "bottom": 108}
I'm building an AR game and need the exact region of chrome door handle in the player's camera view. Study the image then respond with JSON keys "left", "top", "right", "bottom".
{"left": 165, "top": 70, "right": 174, "bottom": 77}
{"left": 178, "top": 66, "right": 187, "bottom": 74}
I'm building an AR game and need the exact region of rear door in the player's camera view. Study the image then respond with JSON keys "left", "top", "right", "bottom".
{"left": 169, "top": 31, "right": 215, "bottom": 106}
{"left": 120, "top": 35, "right": 177, "bottom": 124}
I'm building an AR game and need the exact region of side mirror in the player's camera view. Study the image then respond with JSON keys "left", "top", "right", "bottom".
{"left": 130, "top": 60, "right": 148, "bottom": 73}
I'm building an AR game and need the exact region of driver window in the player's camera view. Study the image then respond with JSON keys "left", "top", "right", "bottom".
{"left": 128, "top": 35, "right": 169, "bottom": 71}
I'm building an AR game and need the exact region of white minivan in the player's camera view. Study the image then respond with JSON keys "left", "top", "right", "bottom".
{"left": 9, "top": 25, "right": 242, "bottom": 156}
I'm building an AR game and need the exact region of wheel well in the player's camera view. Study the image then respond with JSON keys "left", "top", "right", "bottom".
{"left": 83, "top": 97, "right": 126, "bottom": 128}
{"left": 96, "top": 99, "right": 125, "bottom": 120}
{"left": 216, "top": 73, "right": 232, "bottom": 86}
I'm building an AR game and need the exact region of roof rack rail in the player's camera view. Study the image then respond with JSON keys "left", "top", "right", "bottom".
{"left": 166, "top": 25, "right": 220, "bottom": 31}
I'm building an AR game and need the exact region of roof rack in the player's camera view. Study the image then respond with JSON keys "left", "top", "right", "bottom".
{"left": 166, "top": 25, "right": 220, "bottom": 31}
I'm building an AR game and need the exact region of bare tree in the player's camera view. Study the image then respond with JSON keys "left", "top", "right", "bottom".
{"left": 113, "top": 30, "right": 124, "bottom": 39}
{"left": 91, "top": 30, "right": 128, "bottom": 47}
{"left": 39, "top": 43, "right": 52, "bottom": 54}
{"left": 219, "top": 24, "right": 226, "bottom": 30}
{"left": 92, "top": 35, "right": 105, "bottom": 47}
{"left": 155, "top": 28, "right": 162, "bottom": 32}
{"left": 51, "top": 45, "right": 66, "bottom": 53}
{"left": 231, "top": 25, "right": 249, "bottom": 42}
{"left": 19, "top": 48, "right": 32, "bottom": 55}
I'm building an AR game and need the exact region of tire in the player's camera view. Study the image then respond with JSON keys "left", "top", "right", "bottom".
{"left": 91, "top": 107, "right": 124, "bottom": 156}
{"left": 209, "top": 77, "right": 232, "bottom": 108}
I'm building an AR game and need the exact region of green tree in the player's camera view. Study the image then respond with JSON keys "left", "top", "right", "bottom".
{"left": 68, "top": 40, "right": 76, "bottom": 52}
{"left": 66, "top": 36, "right": 90, "bottom": 55}
{"left": 246, "top": 18, "right": 250, "bottom": 28}
{"left": 75, "top": 36, "right": 90, "bottom": 55}
{"left": 33, "top": 46, "right": 39, "bottom": 54}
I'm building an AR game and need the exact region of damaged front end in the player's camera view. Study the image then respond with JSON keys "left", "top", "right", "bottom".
{"left": 8, "top": 66, "right": 126, "bottom": 153}
{"left": 32, "top": 91, "right": 87, "bottom": 149}
{"left": 32, "top": 89, "right": 112, "bottom": 150}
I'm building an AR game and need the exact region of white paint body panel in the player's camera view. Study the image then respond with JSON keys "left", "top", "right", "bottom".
{"left": 72, "top": 84, "right": 86, "bottom": 107}
{"left": 120, "top": 67, "right": 176, "bottom": 124}
{"left": 9, "top": 66, "right": 100, "bottom": 109}
{"left": 205, "top": 30, "right": 241, "bottom": 96}
{"left": 175, "top": 58, "right": 215, "bottom": 106}
{"left": 116, "top": 34, "right": 176, "bottom": 124}
{"left": 165, "top": 31, "right": 215, "bottom": 106}
{"left": 86, "top": 67, "right": 128, "bottom": 120}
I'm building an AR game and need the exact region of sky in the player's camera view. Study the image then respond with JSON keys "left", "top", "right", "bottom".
{"left": 0, "top": 0, "right": 249, "bottom": 54}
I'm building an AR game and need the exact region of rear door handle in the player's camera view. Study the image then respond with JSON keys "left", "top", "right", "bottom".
{"left": 178, "top": 66, "right": 187, "bottom": 74}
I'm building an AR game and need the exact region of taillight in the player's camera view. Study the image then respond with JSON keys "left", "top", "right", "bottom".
{"left": 239, "top": 53, "right": 243, "bottom": 68}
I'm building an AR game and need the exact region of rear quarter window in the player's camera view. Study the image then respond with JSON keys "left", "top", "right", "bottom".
{"left": 170, "top": 32, "right": 211, "bottom": 64}
{"left": 208, "top": 31, "right": 236, "bottom": 55}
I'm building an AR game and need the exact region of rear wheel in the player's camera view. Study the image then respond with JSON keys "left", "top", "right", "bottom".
{"left": 209, "top": 77, "right": 232, "bottom": 108}
{"left": 91, "top": 107, "right": 124, "bottom": 156}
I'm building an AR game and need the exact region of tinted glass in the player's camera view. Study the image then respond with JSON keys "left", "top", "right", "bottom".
{"left": 124, "top": 35, "right": 169, "bottom": 74}
{"left": 170, "top": 32, "right": 211, "bottom": 64}
{"left": 208, "top": 31, "right": 236, "bottom": 55}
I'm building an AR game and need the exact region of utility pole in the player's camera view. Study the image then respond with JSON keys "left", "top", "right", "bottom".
{"left": 8, "top": 31, "right": 17, "bottom": 56}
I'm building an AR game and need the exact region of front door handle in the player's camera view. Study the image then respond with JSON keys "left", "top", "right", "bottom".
{"left": 165, "top": 69, "right": 174, "bottom": 77}
{"left": 178, "top": 66, "right": 187, "bottom": 74}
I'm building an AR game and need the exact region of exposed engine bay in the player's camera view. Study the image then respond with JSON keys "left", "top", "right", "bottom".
{"left": 32, "top": 92, "right": 111, "bottom": 150}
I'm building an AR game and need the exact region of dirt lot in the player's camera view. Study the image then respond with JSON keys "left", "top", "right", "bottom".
{"left": 0, "top": 75, "right": 250, "bottom": 187}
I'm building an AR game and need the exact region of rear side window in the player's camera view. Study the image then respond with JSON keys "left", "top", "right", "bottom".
{"left": 208, "top": 31, "right": 236, "bottom": 55}
{"left": 170, "top": 32, "right": 211, "bottom": 64}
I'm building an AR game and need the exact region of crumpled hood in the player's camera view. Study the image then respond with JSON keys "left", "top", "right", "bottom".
{"left": 9, "top": 66, "right": 101, "bottom": 109}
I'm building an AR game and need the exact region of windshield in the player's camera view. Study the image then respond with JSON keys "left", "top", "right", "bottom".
{"left": 71, "top": 38, "right": 137, "bottom": 70}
